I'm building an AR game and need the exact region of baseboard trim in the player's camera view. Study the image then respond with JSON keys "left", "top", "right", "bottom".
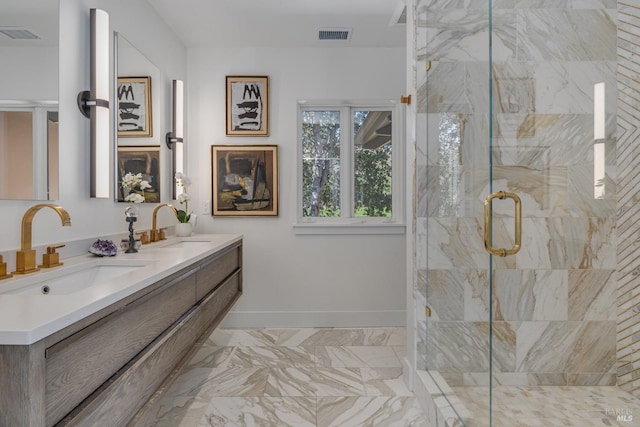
{"left": 220, "top": 310, "right": 406, "bottom": 328}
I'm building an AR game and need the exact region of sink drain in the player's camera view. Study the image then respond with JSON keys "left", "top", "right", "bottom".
{"left": 41, "top": 285, "right": 50, "bottom": 295}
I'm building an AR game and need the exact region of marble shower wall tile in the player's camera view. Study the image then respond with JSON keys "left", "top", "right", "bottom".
{"left": 428, "top": 269, "right": 471, "bottom": 321}
{"left": 417, "top": 0, "right": 618, "bottom": 392}
{"left": 558, "top": 218, "right": 617, "bottom": 269}
{"left": 423, "top": 9, "right": 515, "bottom": 62}
{"left": 534, "top": 61, "right": 617, "bottom": 115}
{"left": 516, "top": 9, "right": 617, "bottom": 61}
{"left": 568, "top": 162, "right": 617, "bottom": 219}
{"left": 516, "top": 321, "right": 616, "bottom": 373}
{"left": 427, "top": 218, "right": 496, "bottom": 269}
{"left": 494, "top": 114, "right": 617, "bottom": 167}
{"left": 493, "top": 269, "right": 568, "bottom": 321}
{"left": 425, "top": 62, "right": 467, "bottom": 114}
{"left": 568, "top": 269, "right": 616, "bottom": 321}
{"left": 426, "top": 321, "right": 515, "bottom": 375}
{"left": 490, "top": 166, "right": 569, "bottom": 217}
{"left": 513, "top": 218, "right": 616, "bottom": 270}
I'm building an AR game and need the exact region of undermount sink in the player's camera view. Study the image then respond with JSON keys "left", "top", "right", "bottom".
{"left": 3, "top": 260, "right": 151, "bottom": 296}
{"left": 160, "top": 239, "right": 211, "bottom": 249}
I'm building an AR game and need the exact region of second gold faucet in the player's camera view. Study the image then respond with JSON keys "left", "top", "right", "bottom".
{"left": 150, "top": 203, "right": 179, "bottom": 242}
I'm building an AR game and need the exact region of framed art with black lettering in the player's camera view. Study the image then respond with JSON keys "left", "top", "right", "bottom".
{"left": 225, "top": 76, "right": 269, "bottom": 136}
{"left": 117, "top": 76, "right": 153, "bottom": 137}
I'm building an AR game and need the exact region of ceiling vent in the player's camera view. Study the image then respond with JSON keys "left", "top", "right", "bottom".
{"left": 0, "top": 27, "right": 40, "bottom": 40}
{"left": 318, "top": 28, "right": 352, "bottom": 41}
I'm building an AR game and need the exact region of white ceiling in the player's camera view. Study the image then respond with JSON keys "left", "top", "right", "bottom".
{"left": 0, "top": 0, "right": 58, "bottom": 47}
{"left": 146, "top": 0, "right": 407, "bottom": 48}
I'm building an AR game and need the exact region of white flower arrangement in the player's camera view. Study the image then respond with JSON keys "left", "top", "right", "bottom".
{"left": 121, "top": 172, "right": 151, "bottom": 202}
{"left": 175, "top": 172, "right": 192, "bottom": 223}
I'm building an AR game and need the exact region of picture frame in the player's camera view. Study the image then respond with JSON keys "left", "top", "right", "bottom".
{"left": 117, "top": 76, "right": 153, "bottom": 137}
{"left": 117, "top": 146, "right": 161, "bottom": 203}
{"left": 225, "top": 75, "right": 269, "bottom": 136}
{"left": 211, "top": 145, "right": 278, "bottom": 216}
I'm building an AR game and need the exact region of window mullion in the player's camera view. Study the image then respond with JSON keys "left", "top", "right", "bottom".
{"left": 340, "top": 106, "right": 352, "bottom": 218}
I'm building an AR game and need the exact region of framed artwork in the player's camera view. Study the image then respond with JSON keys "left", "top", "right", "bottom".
{"left": 117, "top": 146, "right": 160, "bottom": 203}
{"left": 225, "top": 75, "right": 269, "bottom": 136}
{"left": 117, "top": 76, "right": 153, "bottom": 137}
{"left": 211, "top": 145, "right": 278, "bottom": 216}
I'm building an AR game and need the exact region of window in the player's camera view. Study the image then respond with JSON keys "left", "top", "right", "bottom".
{"left": 296, "top": 101, "right": 404, "bottom": 234}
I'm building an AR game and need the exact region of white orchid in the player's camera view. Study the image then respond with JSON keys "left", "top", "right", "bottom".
{"left": 121, "top": 172, "right": 153, "bottom": 202}
{"left": 175, "top": 173, "right": 191, "bottom": 223}
{"left": 124, "top": 193, "right": 145, "bottom": 203}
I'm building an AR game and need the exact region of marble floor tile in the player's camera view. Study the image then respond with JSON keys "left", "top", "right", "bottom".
{"left": 361, "top": 368, "right": 414, "bottom": 396}
{"left": 229, "top": 346, "right": 316, "bottom": 368}
{"left": 316, "top": 346, "right": 402, "bottom": 368}
{"left": 135, "top": 328, "right": 429, "bottom": 427}
{"left": 198, "top": 397, "right": 316, "bottom": 427}
{"left": 265, "top": 367, "right": 366, "bottom": 397}
{"left": 316, "top": 396, "right": 429, "bottom": 427}
{"left": 455, "top": 385, "right": 640, "bottom": 427}
{"left": 276, "top": 328, "right": 405, "bottom": 347}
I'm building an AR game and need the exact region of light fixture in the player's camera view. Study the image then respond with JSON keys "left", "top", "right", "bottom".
{"left": 166, "top": 79, "right": 184, "bottom": 199}
{"left": 77, "top": 8, "right": 110, "bottom": 198}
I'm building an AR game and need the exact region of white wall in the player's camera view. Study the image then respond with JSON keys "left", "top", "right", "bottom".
{"left": 0, "top": 1, "right": 407, "bottom": 328}
{"left": 0, "top": 0, "right": 186, "bottom": 258}
{"left": 188, "top": 47, "right": 407, "bottom": 327}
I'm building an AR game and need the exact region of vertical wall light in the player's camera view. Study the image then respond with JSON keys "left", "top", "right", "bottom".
{"left": 593, "top": 82, "right": 606, "bottom": 200}
{"left": 166, "top": 79, "right": 184, "bottom": 199}
{"left": 77, "top": 8, "right": 110, "bottom": 198}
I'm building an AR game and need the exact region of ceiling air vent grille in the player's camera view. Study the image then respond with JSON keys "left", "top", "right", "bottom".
{"left": 0, "top": 27, "right": 40, "bottom": 40}
{"left": 318, "top": 28, "right": 352, "bottom": 41}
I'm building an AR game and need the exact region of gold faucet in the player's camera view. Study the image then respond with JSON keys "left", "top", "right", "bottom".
{"left": 13, "top": 204, "right": 72, "bottom": 274}
{"left": 150, "top": 203, "right": 178, "bottom": 242}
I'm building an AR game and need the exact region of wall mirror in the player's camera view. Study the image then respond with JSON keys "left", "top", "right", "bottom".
{"left": 0, "top": 0, "right": 59, "bottom": 200}
{"left": 114, "top": 32, "right": 164, "bottom": 203}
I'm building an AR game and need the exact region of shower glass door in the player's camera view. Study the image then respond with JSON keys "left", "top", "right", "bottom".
{"left": 486, "top": 1, "right": 617, "bottom": 426}
{"left": 422, "top": 0, "right": 617, "bottom": 425}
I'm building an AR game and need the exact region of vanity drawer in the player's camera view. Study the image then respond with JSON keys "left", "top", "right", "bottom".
{"left": 44, "top": 271, "right": 197, "bottom": 427}
{"left": 195, "top": 244, "right": 241, "bottom": 301}
{"left": 193, "top": 269, "right": 242, "bottom": 338}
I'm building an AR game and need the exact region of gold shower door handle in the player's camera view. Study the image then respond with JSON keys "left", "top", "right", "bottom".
{"left": 483, "top": 191, "right": 522, "bottom": 257}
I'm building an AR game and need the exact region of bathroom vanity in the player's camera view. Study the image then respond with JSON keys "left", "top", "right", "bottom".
{"left": 0, "top": 234, "right": 242, "bottom": 427}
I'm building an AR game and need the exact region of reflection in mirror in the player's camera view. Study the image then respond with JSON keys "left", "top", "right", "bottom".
{"left": 0, "top": 0, "right": 59, "bottom": 200}
{"left": 115, "top": 32, "right": 163, "bottom": 203}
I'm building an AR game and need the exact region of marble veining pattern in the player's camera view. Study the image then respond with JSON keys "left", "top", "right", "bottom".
{"left": 133, "top": 327, "right": 427, "bottom": 426}
{"left": 454, "top": 385, "right": 640, "bottom": 427}
{"left": 419, "top": 0, "right": 618, "bottom": 394}
{"left": 616, "top": 0, "right": 640, "bottom": 399}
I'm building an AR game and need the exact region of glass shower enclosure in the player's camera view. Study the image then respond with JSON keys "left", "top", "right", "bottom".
{"left": 419, "top": 0, "right": 621, "bottom": 425}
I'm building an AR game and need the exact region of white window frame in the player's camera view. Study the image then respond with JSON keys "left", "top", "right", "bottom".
{"left": 295, "top": 99, "right": 405, "bottom": 235}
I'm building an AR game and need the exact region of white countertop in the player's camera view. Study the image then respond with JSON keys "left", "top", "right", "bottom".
{"left": 0, "top": 234, "right": 242, "bottom": 345}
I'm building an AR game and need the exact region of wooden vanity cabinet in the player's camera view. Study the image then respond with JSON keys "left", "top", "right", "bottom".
{"left": 0, "top": 240, "right": 242, "bottom": 427}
